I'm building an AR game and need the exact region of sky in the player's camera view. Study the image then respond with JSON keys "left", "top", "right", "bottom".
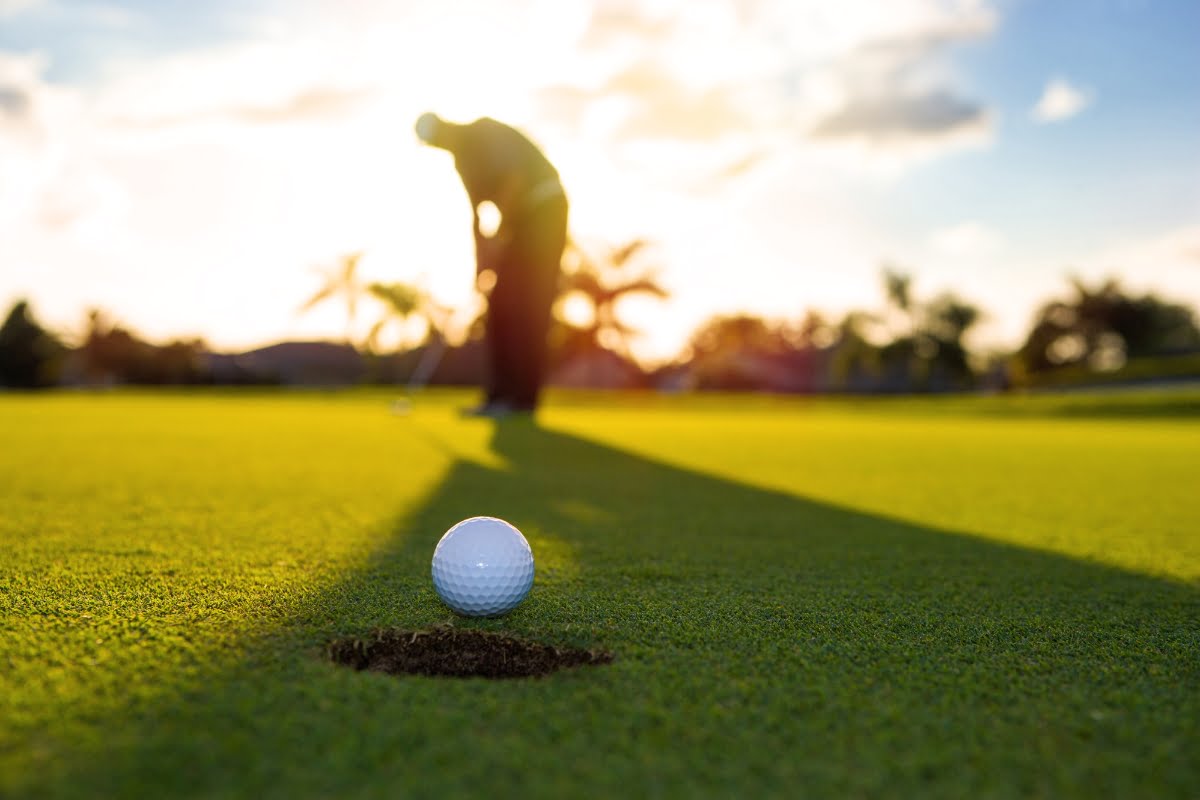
{"left": 2, "top": 0, "right": 1198, "bottom": 362}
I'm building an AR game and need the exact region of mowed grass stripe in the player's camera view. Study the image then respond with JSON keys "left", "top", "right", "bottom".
{"left": 540, "top": 402, "right": 1199, "bottom": 581}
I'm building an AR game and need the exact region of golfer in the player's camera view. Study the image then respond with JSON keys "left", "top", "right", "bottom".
{"left": 415, "top": 113, "right": 568, "bottom": 417}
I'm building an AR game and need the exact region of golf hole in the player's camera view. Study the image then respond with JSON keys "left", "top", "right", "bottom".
{"left": 327, "top": 627, "right": 613, "bottom": 679}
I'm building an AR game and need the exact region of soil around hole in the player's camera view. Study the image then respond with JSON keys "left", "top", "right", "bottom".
{"left": 327, "top": 627, "right": 614, "bottom": 679}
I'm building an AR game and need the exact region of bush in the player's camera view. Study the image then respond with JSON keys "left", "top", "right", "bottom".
{"left": 0, "top": 300, "right": 64, "bottom": 388}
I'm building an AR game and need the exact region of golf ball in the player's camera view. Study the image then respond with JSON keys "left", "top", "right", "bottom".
{"left": 431, "top": 516, "right": 535, "bottom": 617}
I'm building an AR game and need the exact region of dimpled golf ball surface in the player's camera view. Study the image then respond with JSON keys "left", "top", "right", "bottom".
{"left": 431, "top": 517, "right": 535, "bottom": 617}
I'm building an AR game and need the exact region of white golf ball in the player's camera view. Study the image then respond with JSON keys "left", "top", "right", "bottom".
{"left": 431, "top": 516, "right": 535, "bottom": 617}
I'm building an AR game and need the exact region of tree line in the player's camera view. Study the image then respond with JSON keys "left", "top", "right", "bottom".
{"left": 3, "top": 242, "right": 1199, "bottom": 392}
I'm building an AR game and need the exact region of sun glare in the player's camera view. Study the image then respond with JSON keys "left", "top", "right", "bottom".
{"left": 557, "top": 291, "right": 595, "bottom": 329}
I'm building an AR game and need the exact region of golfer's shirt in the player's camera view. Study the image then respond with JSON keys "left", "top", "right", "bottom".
{"left": 523, "top": 178, "right": 566, "bottom": 213}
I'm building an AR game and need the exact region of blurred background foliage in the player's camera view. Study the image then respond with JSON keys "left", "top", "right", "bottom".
{"left": 3, "top": 244, "right": 1198, "bottom": 393}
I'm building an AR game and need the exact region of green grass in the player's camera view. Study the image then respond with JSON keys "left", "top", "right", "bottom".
{"left": 1, "top": 389, "right": 1197, "bottom": 798}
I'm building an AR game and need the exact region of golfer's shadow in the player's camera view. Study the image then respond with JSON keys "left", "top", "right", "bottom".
{"left": 25, "top": 417, "right": 1199, "bottom": 798}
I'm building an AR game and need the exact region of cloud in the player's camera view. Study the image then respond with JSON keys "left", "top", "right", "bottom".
{"left": 811, "top": 88, "right": 988, "bottom": 144}
{"left": 0, "top": 0, "right": 138, "bottom": 27}
{"left": 0, "top": 84, "right": 31, "bottom": 117}
{"left": 540, "top": 0, "right": 999, "bottom": 177}
{"left": 803, "top": 3, "right": 997, "bottom": 157}
{"left": 930, "top": 221, "right": 1003, "bottom": 256}
{"left": 597, "top": 61, "right": 752, "bottom": 142}
{"left": 1031, "top": 78, "right": 1092, "bottom": 123}
{"left": 111, "top": 86, "right": 374, "bottom": 128}
{"left": 579, "top": 1, "right": 676, "bottom": 50}
{"left": 0, "top": 51, "right": 125, "bottom": 237}
{"left": 537, "top": 2, "right": 769, "bottom": 146}
{"left": 0, "top": 0, "right": 42, "bottom": 18}
{"left": 0, "top": 52, "right": 50, "bottom": 143}
{"left": 0, "top": 52, "right": 43, "bottom": 127}
{"left": 230, "top": 86, "right": 371, "bottom": 124}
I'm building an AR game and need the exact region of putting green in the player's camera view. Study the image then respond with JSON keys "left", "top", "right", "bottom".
{"left": 1, "top": 390, "right": 1196, "bottom": 798}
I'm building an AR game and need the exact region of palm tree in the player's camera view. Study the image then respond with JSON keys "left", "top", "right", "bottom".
{"left": 363, "top": 282, "right": 424, "bottom": 353}
{"left": 560, "top": 238, "right": 669, "bottom": 356}
{"left": 924, "top": 294, "right": 981, "bottom": 344}
{"left": 364, "top": 281, "right": 456, "bottom": 349}
{"left": 1017, "top": 276, "right": 1200, "bottom": 374}
{"left": 299, "top": 252, "right": 366, "bottom": 343}
{"left": 877, "top": 267, "right": 983, "bottom": 390}
{"left": 882, "top": 265, "right": 914, "bottom": 339}
{"left": 921, "top": 292, "right": 982, "bottom": 388}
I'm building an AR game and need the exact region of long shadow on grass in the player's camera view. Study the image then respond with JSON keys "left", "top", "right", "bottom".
{"left": 23, "top": 417, "right": 1200, "bottom": 799}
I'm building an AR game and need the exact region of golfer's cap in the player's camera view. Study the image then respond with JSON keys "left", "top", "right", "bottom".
{"left": 415, "top": 112, "right": 440, "bottom": 144}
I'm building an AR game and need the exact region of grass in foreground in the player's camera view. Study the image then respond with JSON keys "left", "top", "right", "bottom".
{"left": 1, "top": 389, "right": 1197, "bottom": 798}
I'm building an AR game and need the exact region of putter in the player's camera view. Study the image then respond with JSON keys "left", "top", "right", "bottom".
{"left": 392, "top": 337, "right": 448, "bottom": 415}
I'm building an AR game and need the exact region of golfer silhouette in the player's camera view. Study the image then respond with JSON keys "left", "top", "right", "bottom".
{"left": 415, "top": 113, "right": 568, "bottom": 417}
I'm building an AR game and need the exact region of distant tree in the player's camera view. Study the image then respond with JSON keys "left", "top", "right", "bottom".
{"left": 361, "top": 280, "right": 459, "bottom": 384}
{"left": 137, "top": 339, "right": 207, "bottom": 385}
{"left": 874, "top": 269, "right": 983, "bottom": 390}
{"left": 300, "top": 255, "right": 458, "bottom": 362}
{"left": 363, "top": 281, "right": 426, "bottom": 354}
{"left": 829, "top": 312, "right": 881, "bottom": 391}
{"left": 558, "top": 238, "right": 669, "bottom": 357}
{"left": 685, "top": 314, "right": 796, "bottom": 391}
{"left": 300, "top": 252, "right": 366, "bottom": 343}
{"left": 0, "top": 300, "right": 64, "bottom": 388}
{"left": 1088, "top": 282, "right": 1200, "bottom": 358}
{"left": 689, "top": 314, "right": 787, "bottom": 360}
{"left": 792, "top": 310, "right": 835, "bottom": 350}
{"left": 1018, "top": 277, "right": 1200, "bottom": 374}
{"left": 882, "top": 266, "right": 915, "bottom": 338}
{"left": 79, "top": 310, "right": 142, "bottom": 384}
{"left": 78, "top": 310, "right": 208, "bottom": 385}
{"left": 924, "top": 294, "right": 981, "bottom": 343}
{"left": 919, "top": 293, "right": 982, "bottom": 388}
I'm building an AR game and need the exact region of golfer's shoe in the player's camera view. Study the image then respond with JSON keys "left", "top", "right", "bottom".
{"left": 461, "top": 401, "right": 534, "bottom": 419}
